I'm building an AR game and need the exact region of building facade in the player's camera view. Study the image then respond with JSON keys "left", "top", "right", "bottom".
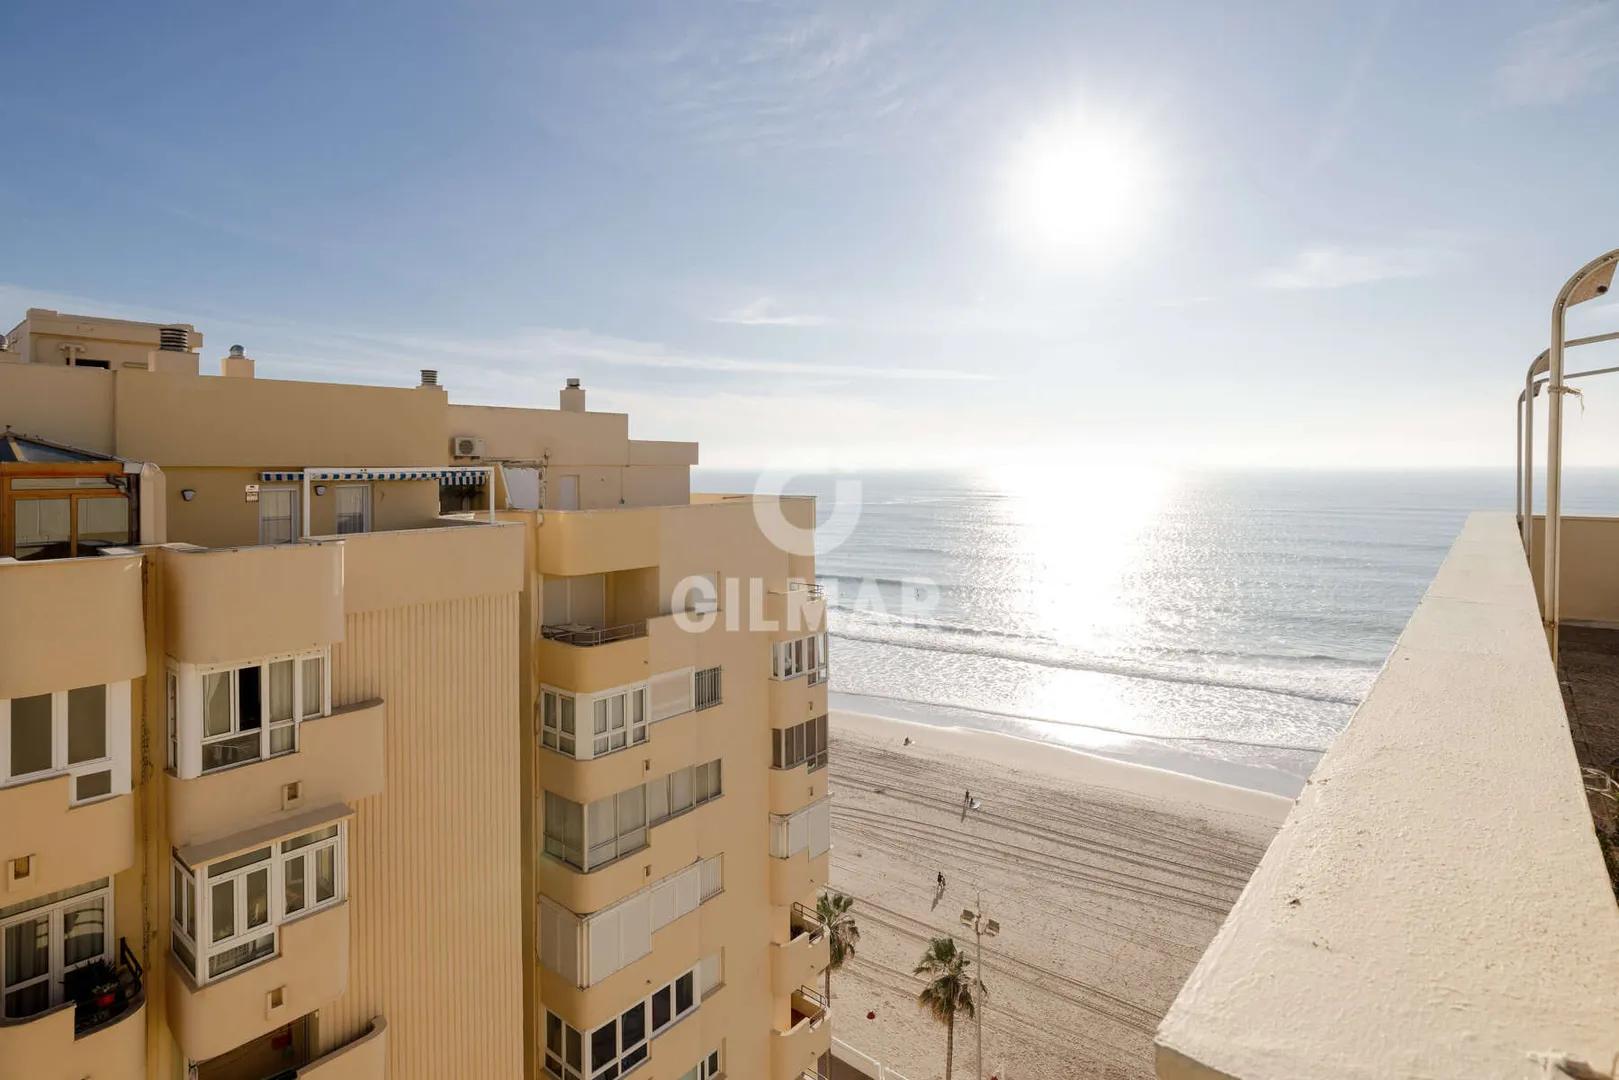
{"left": 0, "top": 309, "right": 829, "bottom": 1080}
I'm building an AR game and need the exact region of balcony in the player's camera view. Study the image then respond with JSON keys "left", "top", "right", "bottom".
{"left": 0, "top": 552, "right": 145, "bottom": 702}
{"left": 535, "top": 506, "right": 661, "bottom": 576}
{"left": 0, "top": 938, "right": 146, "bottom": 1080}
{"left": 772, "top": 986, "right": 831, "bottom": 1080}
{"left": 770, "top": 672, "right": 827, "bottom": 727}
{"left": 770, "top": 849, "right": 830, "bottom": 908}
{"left": 161, "top": 541, "right": 343, "bottom": 666}
{"left": 772, "top": 905, "right": 830, "bottom": 997}
{"left": 770, "top": 758, "right": 829, "bottom": 816}
{"left": 542, "top": 621, "right": 647, "bottom": 646}
{"left": 167, "top": 902, "right": 350, "bottom": 1064}
{"left": 0, "top": 774, "right": 133, "bottom": 904}
{"left": 538, "top": 793, "right": 721, "bottom": 914}
{"left": 1155, "top": 513, "right": 1619, "bottom": 1080}
{"left": 167, "top": 699, "right": 385, "bottom": 848}
{"left": 297, "top": 1017, "right": 388, "bottom": 1078}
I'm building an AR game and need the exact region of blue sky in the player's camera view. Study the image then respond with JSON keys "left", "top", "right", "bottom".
{"left": 5, "top": 1, "right": 1619, "bottom": 468}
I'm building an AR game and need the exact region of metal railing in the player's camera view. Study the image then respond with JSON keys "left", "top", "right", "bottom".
{"left": 540, "top": 622, "right": 647, "bottom": 647}
{"left": 70, "top": 937, "right": 144, "bottom": 1036}
{"left": 790, "top": 901, "right": 826, "bottom": 942}
{"left": 790, "top": 985, "right": 829, "bottom": 1028}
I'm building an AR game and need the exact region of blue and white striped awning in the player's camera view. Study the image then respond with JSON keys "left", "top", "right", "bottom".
{"left": 259, "top": 467, "right": 489, "bottom": 486}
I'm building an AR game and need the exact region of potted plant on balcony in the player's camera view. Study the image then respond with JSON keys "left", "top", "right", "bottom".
{"left": 64, "top": 959, "right": 122, "bottom": 1033}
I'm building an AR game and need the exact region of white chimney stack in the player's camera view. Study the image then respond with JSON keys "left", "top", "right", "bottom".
{"left": 560, "top": 377, "right": 586, "bottom": 413}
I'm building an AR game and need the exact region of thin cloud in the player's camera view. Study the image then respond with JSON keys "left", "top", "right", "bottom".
{"left": 711, "top": 297, "right": 830, "bottom": 327}
{"left": 1259, "top": 246, "right": 1448, "bottom": 290}
{"left": 1498, "top": 2, "right": 1619, "bottom": 105}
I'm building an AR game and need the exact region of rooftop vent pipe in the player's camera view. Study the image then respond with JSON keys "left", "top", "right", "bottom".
{"left": 419, "top": 369, "right": 440, "bottom": 388}
{"left": 561, "top": 377, "right": 586, "bottom": 413}
{"left": 159, "top": 326, "right": 190, "bottom": 351}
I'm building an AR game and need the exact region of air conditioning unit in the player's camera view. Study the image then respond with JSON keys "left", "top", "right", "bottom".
{"left": 451, "top": 435, "right": 486, "bottom": 459}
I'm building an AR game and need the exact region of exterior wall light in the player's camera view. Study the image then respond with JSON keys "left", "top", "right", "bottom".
{"left": 315, "top": 484, "right": 328, "bottom": 496}
{"left": 181, "top": 489, "right": 196, "bottom": 501}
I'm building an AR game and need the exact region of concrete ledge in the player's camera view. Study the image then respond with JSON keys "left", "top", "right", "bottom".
{"left": 0, "top": 554, "right": 145, "bottom": 700}
{"left": 167, "top": 902, "right": 349, "bottom": 1063}
{"left": 0, "top": 778, "right": 134, "bottom": 905}
{"left": 0, "top": 992, "right": 145, "bottom": 1080}
{"left": 162, "top": 542, "right": 343, "bottom": 664}
{"left": 167, "top": 700, "right": 384, "bottom": 849}
{"left": 1155, "top": 512, "right": 1619, "bottom": 1080}
{"left": 298, "top": 1017, "right": 387, "bottom": 1079}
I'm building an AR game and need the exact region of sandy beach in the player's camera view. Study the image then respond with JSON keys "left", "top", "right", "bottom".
{"left": 826, "top": 710, "right": 1290, "bottom": 1080}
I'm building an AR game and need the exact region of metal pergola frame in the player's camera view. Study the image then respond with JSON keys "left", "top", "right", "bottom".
{"left": 1514, "top": 248, "right": 1619, "bottom": 662}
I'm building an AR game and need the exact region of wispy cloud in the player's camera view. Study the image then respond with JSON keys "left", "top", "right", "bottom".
{"left": 1498, "top": 2, "right": 1619, "bottom": 105}
{"left": 711, "top": 297, "right": 829, "bottom": 327}
{"left": 1259, "top": 245, "right": 1450, "bottom": 290}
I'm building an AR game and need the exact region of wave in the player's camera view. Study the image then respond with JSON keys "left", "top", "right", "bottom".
{"left": 836, "top": 689, "right": 1334, "bottom": 753}
{"left": 828, "top": 624, "right": 1371, "bottom": 707}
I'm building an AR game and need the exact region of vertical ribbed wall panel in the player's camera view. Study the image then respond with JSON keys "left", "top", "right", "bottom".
{"left": 319, "top": 592, "right": 524, "bottom": 1078}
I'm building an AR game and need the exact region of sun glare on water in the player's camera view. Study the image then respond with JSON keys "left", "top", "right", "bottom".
{"left": 1002, "top": 110, "right": 1159, "bottom": 262}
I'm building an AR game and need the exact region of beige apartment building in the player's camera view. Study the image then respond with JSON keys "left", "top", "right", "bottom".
{"left": 0, "top": 309, "right": 831, "bottom": 1080}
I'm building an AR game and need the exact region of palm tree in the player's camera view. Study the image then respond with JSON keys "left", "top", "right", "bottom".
{"left": 816, "top": 890, "right": 860, "bottom": 1006}
{"left": 915, "top": 935, "right": 979, "bottom": 1080}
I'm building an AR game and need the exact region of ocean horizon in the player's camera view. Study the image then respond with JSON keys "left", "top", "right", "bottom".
{"left": 697, "top": 466, "right": 1617, "bottom": 796}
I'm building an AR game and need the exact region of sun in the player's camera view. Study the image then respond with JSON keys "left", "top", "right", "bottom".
{"left": 1002, "top": 111, "right": 1159, "bottom": 261}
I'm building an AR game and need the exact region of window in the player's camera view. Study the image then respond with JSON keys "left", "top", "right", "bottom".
{"left": 771, "top": 798, "right": 832, "bottom": 860}
{"left": 694, "top": 667, "right": 721, "bottom": 711}
{"left": 334, "top": 484, "right": 370, "bottom": 535}
{"left": 544, "top": 965, "right": 702, "bottom": 1080}
{"left": 192, "top": 651, "right": 327, "bottom": 775}
{"left": 772, "top": 714, "right": 829, "bottom": 772}
{"left": 544, "top": 858, "right": 723, "bottom": 988}
{"left": 258, "top": 487, "right": 299, "bottom": 545}
{"left": 545, "top": 761, "right": 722, "bottom": 872}
{"left": 171, "top": 822, "right": 346, "bottom": 986}
{"left": 539, "top": 683, "right": 647, "bottom": 761}
{"left": 772, "top": 632, "right": 828, "bottom": 682}
{"left": 0, "top": 682, "right": 128, "bottom": 805}
{"left": 0, "top": 879, "right": 111, "bottom": 1019}
{"left": 677, "top": 1049, "right": 723, "bottom": 1080}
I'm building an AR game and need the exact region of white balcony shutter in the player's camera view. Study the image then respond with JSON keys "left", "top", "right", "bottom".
{"left": 699, "top": 951, "right": 721, "bottom": 996}
{"left": 587, "top": 907, "right": 621, "bottom": 987}
{"left": 675, "top": 863, "right": 701, "bottom": 916}
{"left": 650, "top": 668, "right": 695, "bottom": 722}
{"left": 620, "top": 892, "right": 652, "bottom": 969}
{"left": 651, "top": 877, "right": 677, "bottom": 931}
{"left": 788, "top": 809, "right": 809, "bottom": 856}
{"left": 770, "top": 815, "right": 790, "bottom": 859}
{"left": 809, "top": 798, "right": 831, "bottom": 857}
{"left": 540, "top": 897, "right": 582, "bottom": 987}
{"left": 700, "top": 855, "right": 722, "bottom": 900}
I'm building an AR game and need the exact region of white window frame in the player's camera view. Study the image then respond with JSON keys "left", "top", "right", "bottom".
{"left": 694, "top": 667, "right": 722, "bottom": 711}
{"left": 181, "top": 649, "right": 330, "bottom": 778}
{"left": 771, "top": 797, "right": 832, "bottom": 860}
{"left": 540, "top": 681, "right": 648, "bottom": 761}
{"left": 0, "top": 681, "right": 131, "bottom": 806}
{"left": 545, "top": 760, "right": 722, "bottom": 873}
{"left": 171, "top": 821, "right": 346, "bottom": 987}
{"left": 772, "top": 632, "right": 829, "bottom": 683}
{"left": 0, "top": 878, "right": 112, "bottom": 1020}
{"left": 333, "top": 483, "right": 371, "bottom": 535}
{"left": 543, "top": 963, "right": 700, "bottom": 1080}
{"left": 773, "top": 714, "right": 829, "bottom": 773}
{"left": 257, "top": 485, "right": 300, "bottom": 545}
{"left": 677, "top": 1048, "right": 724, "bottom": 1080}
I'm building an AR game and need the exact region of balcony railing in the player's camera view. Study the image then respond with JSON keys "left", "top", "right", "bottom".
{"left": 540, "top": 622, "right": 647, "bottom": 647}
{"left": 72, "top": 937, "right": 144, "bottom": 1038}
{"left": 789, "top": 985, "right": 829, "bottom": 1029}
{"left": 790, "top": 901, "right": 826, "bottom": 943}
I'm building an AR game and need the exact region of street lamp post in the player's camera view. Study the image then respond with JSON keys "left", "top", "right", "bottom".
{"left": 960, "top": 895, "right": 999, "bottom": 1080}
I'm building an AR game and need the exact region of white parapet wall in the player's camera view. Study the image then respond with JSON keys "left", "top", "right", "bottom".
{"left": 1155, "top": 511, "right": 1619, "bottom": 1080}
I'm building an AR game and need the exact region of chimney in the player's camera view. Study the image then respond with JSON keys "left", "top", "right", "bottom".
{"left": 560, "top": 377, "right": 586, "bottom": 413}
{"left": 221, "top": 344, "right": 255, "bottom": 379}
{"left": 418, "top": 369, "right": 441, "bottom": 390}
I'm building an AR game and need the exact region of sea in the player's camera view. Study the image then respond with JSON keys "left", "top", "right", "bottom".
{"left": 696, "top": 467, "right": 1619, "bottom": 797}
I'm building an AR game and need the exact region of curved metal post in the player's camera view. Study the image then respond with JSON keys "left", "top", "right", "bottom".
{"left": 1544, "top": 249, "right": 1619, "bottom": 662}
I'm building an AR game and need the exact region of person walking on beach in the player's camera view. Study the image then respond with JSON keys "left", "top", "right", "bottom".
{"left": 937, "top": 870, "right": 946, "bottom": 892}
